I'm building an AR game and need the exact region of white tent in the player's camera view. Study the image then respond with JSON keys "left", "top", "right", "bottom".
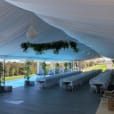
{"left": 1, "top": 0, "right": 111, "bottom": 60}
{"left": 5, "top": 0, "right": 114, "bottom": 59}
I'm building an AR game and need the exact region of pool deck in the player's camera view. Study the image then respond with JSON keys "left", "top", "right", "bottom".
{"left": 0, "top": 83, "right": 100, "bottom": 114}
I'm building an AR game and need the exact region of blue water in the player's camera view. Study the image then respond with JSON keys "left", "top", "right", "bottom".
{"left": 5, "top": 75, "right": 50, "bottom": 88}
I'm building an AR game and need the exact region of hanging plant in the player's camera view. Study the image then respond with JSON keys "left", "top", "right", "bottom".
{"left": 21, "top": 40, "right": 78, "bottom": 54}
{"left": 70, "top": 41, "right": 78, "bottom": 52}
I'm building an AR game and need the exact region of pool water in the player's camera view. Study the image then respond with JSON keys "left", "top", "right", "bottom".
{"left": 5, "top": 75, "right": 50, "bottom": 88}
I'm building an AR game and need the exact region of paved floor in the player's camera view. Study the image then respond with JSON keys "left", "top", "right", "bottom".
{"left": 0, "top": 83, "right": 100, "bottom": 114}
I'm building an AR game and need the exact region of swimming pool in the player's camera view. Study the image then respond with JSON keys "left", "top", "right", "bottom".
{"left": 5, "top": 75, "right": 50, "bottom": 88}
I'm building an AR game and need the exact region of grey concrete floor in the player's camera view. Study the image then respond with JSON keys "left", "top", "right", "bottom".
{"left": 0, "top": 83, "right": 100, "bottom": 114}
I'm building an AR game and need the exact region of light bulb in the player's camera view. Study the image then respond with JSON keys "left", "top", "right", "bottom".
{"left": 26, "top": 26, "right": 38, "bottom": 38}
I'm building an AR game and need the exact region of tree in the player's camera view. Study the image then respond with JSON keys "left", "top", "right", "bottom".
{"left": 1, "top": 60, "right": 37, "bottom": 79}
{"left": 29, "top": 61, "right": 37, "bottom": 74}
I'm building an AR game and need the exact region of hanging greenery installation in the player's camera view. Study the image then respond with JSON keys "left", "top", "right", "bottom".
{"left": 21, "top": 40, "right": 78, "bottom": 54}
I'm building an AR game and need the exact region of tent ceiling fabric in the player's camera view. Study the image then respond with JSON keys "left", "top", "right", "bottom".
{"left": 5, "top": 0, "right": 114, "bottom": 59}
{"left": 0, "top": 0, "right": 100, "bottom": 60}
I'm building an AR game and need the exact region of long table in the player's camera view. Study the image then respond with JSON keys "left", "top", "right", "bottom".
{"left": 36, "top": 71, "right": 81, "bottom": 88}
{"left": 59, "top": 70, "right": 101, "bottom": 90}
{"left": 89, "top": 70, "right": 112, "bottom": 92}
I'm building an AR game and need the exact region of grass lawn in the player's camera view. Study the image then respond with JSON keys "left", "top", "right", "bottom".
{"left": 5, "top": 75, "right": 24, "bottom": 81}
{"left": 83, "top": 64, "right": 107, "bottom": 72}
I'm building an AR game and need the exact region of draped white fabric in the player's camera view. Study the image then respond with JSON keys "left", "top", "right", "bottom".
{"left": 89, "top": 70, "right": 112, "bottom": 90}
{"left": 59, "top": 70, "right": 101, "bottom": 90}
{"left": 6, "top": 0, "right": 114, "bottom": 58}
{"left": 36, "top": 71, "right": 81, "bottom": 88}
{"left": 0, "top": 0, "right": 100, "bottom": 60}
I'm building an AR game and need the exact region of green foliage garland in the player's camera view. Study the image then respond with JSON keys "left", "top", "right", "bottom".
{"left": 21, "top": 40, "right": 78, "bottom": 54}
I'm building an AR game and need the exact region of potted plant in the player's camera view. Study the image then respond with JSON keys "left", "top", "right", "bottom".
{"left": 64, "top": 62, "right": 68, "bottom": 72}
{"left": 41, "top": 62, "right": 47, "bottom": 76}
{"left": 68, "top": 62, "right": 72, "bottom": 72}
{"left": 55, "top": 63, "right": 60, "bottom": 74}
{"left": 24, "top": 61, "right": 34, "bottom": 86}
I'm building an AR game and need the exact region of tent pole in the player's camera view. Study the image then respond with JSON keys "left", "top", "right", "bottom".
{"left": 53, "top": 62, "right": 55, "bottom": 75}
{"left": 3, "top": 59, "right": 5, "bottom": 86}
{"left": 37, "top": 61, "right": 40, "bottom": 75}
{"left": 72, "top": 61, "right": 74, "bottom": 71}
